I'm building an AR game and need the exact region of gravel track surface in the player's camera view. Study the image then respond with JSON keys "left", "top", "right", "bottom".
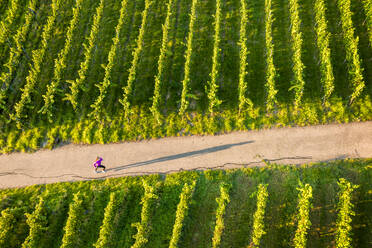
{"left": 1, "top": 121, "right": 371, "bottom": 188}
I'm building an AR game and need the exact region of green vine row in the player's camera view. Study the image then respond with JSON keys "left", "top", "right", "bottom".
{"left": 169, "top": 181, "right": 196, "bottom": 248}
{"left": 314, "top": 0, "right": 334, "bottom": 105}
{"left": 288, "top": 0, "right": 305, "bottom": 109}
{"left": 293, "top": 183, "right": 312, "bottom": 248}
{"left": 212, "top": 182, "right": 231, "bottom": 248}
{"left": 264, "top": 0, "right": 278, "bottom": 112}
{"left": 0, "top": 0, "right": 20, "bottom": 44}
{"left": 250, "top": 184, "right": 268, "bottom": 247}
{"left": 238, "top": 0, "right": 253, "bottom": 114}
{"left": 179, "top": 0, "right": 198, "bottom": 116}
{"left": 60, "top": 192, "right": 85, "bottom": 248}
{"left": 120, "top": 0, "right": 152, "bottom": 119}
{"left": 90, "top": 0, "right": 129, "bottom": 121}
{"left": 40, "top": 0, "right": 84, "bottom": 120}
{"left": 0, "top": 0, "right": 37, "bottom": 112}
{"left": 150, "top": 0, "right": 174, "bottom": 122}
{"left": 65, "top": 0, "right": 105, "bottom": 110}
{"left": 11, "top": 0, "right": 62, "bottom": 127}
{"left": 131, "top": 180, "right": 158, "bottom": 248}
{"left": 206, "top": 0, "right": 223, "bottom": 115}
{"left": 362, "top": 0, "right": 372, "bottom": 46}
{"left": 337, "top": 0, "right": 365, "bottom": 104}
{"left": 21, "top": 195, "right": 49, "bottom": 248}
{"left": 335, "top": 178, "right": 358, "bottom": 248}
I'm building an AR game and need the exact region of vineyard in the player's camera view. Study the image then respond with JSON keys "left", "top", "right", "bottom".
{"left": 0, "top": 159, "right": 371, "bottom": 247}
{"left": 0, "top": 0, "right": 371, "bottom": 153}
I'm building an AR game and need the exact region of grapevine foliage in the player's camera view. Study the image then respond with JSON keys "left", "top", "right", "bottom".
{"left": 264, "top": 0, "right": 278, "bottom": 112}
{"left": 94, "top": 191, "right": 124, "bottom": 248}
{"left": 206, "top": 0, "right": 223, "bottom": 115}
{"left": 22, "top": 195, "right": 49, "bottom": 248}
{"left": 0, "top": 208, "right": 15, "bottom": 247}
{"left": 12, "top": 0, "right": 62, "bottom": 127}
{"left": 40, "top": 0, "right": 84, "bottom": 120}
{"left": 335, "top": 178, "right": 358, "bottom": 248}
{"left": 120, "top": 0, "right": 152, "bottom": 118}
{"left": 169, "top": 181, "right": 196, "bottom": 248}
{"left": 363, "top": 0, "right": 372, "bottom": 46}
{"left": 131, "top": 180, "right": 158, "bottom": 248}
{"left": 179, "top": 0, "right": 198, "bottom": 116}
{"left": 60, "top": 192, "right": 85, "bottom": 248}
{"left": 238, "top": 0, "right": 253, "bottom": 113}
{"left": 250, "top": 184, "right": 268, "bottom": 248}
{"left": 293, "top": 183, "right": 312, "bottom": 248}
{"left": 337, "top": 0, "right": 365, "bottom": 104}
{"left": 65, "top": 0, "right": 105, "bottom": 110}
{"left": 288, "top": 0, "right": 305, "bottom": 108}
{"left": 150, "top": 0, "right": 174, "bottom": 122}
{"left": 0, "top": 0, "right": 37, "bottom": 111}
{"left": 212, "top": 182, "right": 231, "bottom": 248}
{"left": 314, "top": 0, "right": 334, "bottom": 105}
{"left": 90, "top": 0, "right": 129, "bottom": 121}
{"left": 0, "top": 0, "right": 20, "bottom": 44}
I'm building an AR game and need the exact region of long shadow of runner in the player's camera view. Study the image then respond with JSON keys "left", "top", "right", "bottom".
{"left": 109, "top": 140, "right": 254, "bottom": 172}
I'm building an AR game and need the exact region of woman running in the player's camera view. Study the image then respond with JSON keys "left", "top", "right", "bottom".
{"left": 93, "top": 156, "right": 106, "bottom": 173}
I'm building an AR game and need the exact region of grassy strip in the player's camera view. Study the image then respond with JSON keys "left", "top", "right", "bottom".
{"left": 89, "top": 0, "right": 129, "bottom": 121}
{"left": 335, "top": 178, "right": 358, "bottom": 248}
{"left": 293, "top": 183, "right": 312, "bottom": 248}
{"left": 207, "top": 0, "right": 223, "bottom": 115}
{"left": 179, "top": 0, "right": 198, "bottom": 116}
{"left": 264, "top": 0, "right": 278, "bottom": 113}
{"left": 250, "top": 184, "right": 268, "bottom": 247}
{"left": 337, "top": 0, "right": 365, "bottom": 104}
{"left": 288, "top": 0, "right": 305, "bottom": 108}
{"left": 314, "top": 0, "right": 334, "bottom": 105}
{"left": 120, "top": 0, "right": 152, "bottom": 118}
{"left": 40, "top": 0, "right": 84, "bottom": 120}
{"left": 169, "top": 181, "right": 196, "bottom": 248}
{"left": 65, "top": 0, "right": 105, "bottom": 110}
{"left": 11, "top": 0, "right": 62, "bottom": 126}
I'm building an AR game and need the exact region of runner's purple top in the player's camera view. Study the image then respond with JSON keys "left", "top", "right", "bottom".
{"left": 94, "top": 158, "right": 103, "bottom": 167}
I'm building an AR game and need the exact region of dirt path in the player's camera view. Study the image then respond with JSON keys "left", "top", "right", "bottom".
{"left": 1, "top": 122, "right": 371, "bottom": 189}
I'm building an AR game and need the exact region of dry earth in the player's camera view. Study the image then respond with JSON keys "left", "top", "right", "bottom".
{"left": 0, "top": 121, "right": 371, "bottom": 189}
